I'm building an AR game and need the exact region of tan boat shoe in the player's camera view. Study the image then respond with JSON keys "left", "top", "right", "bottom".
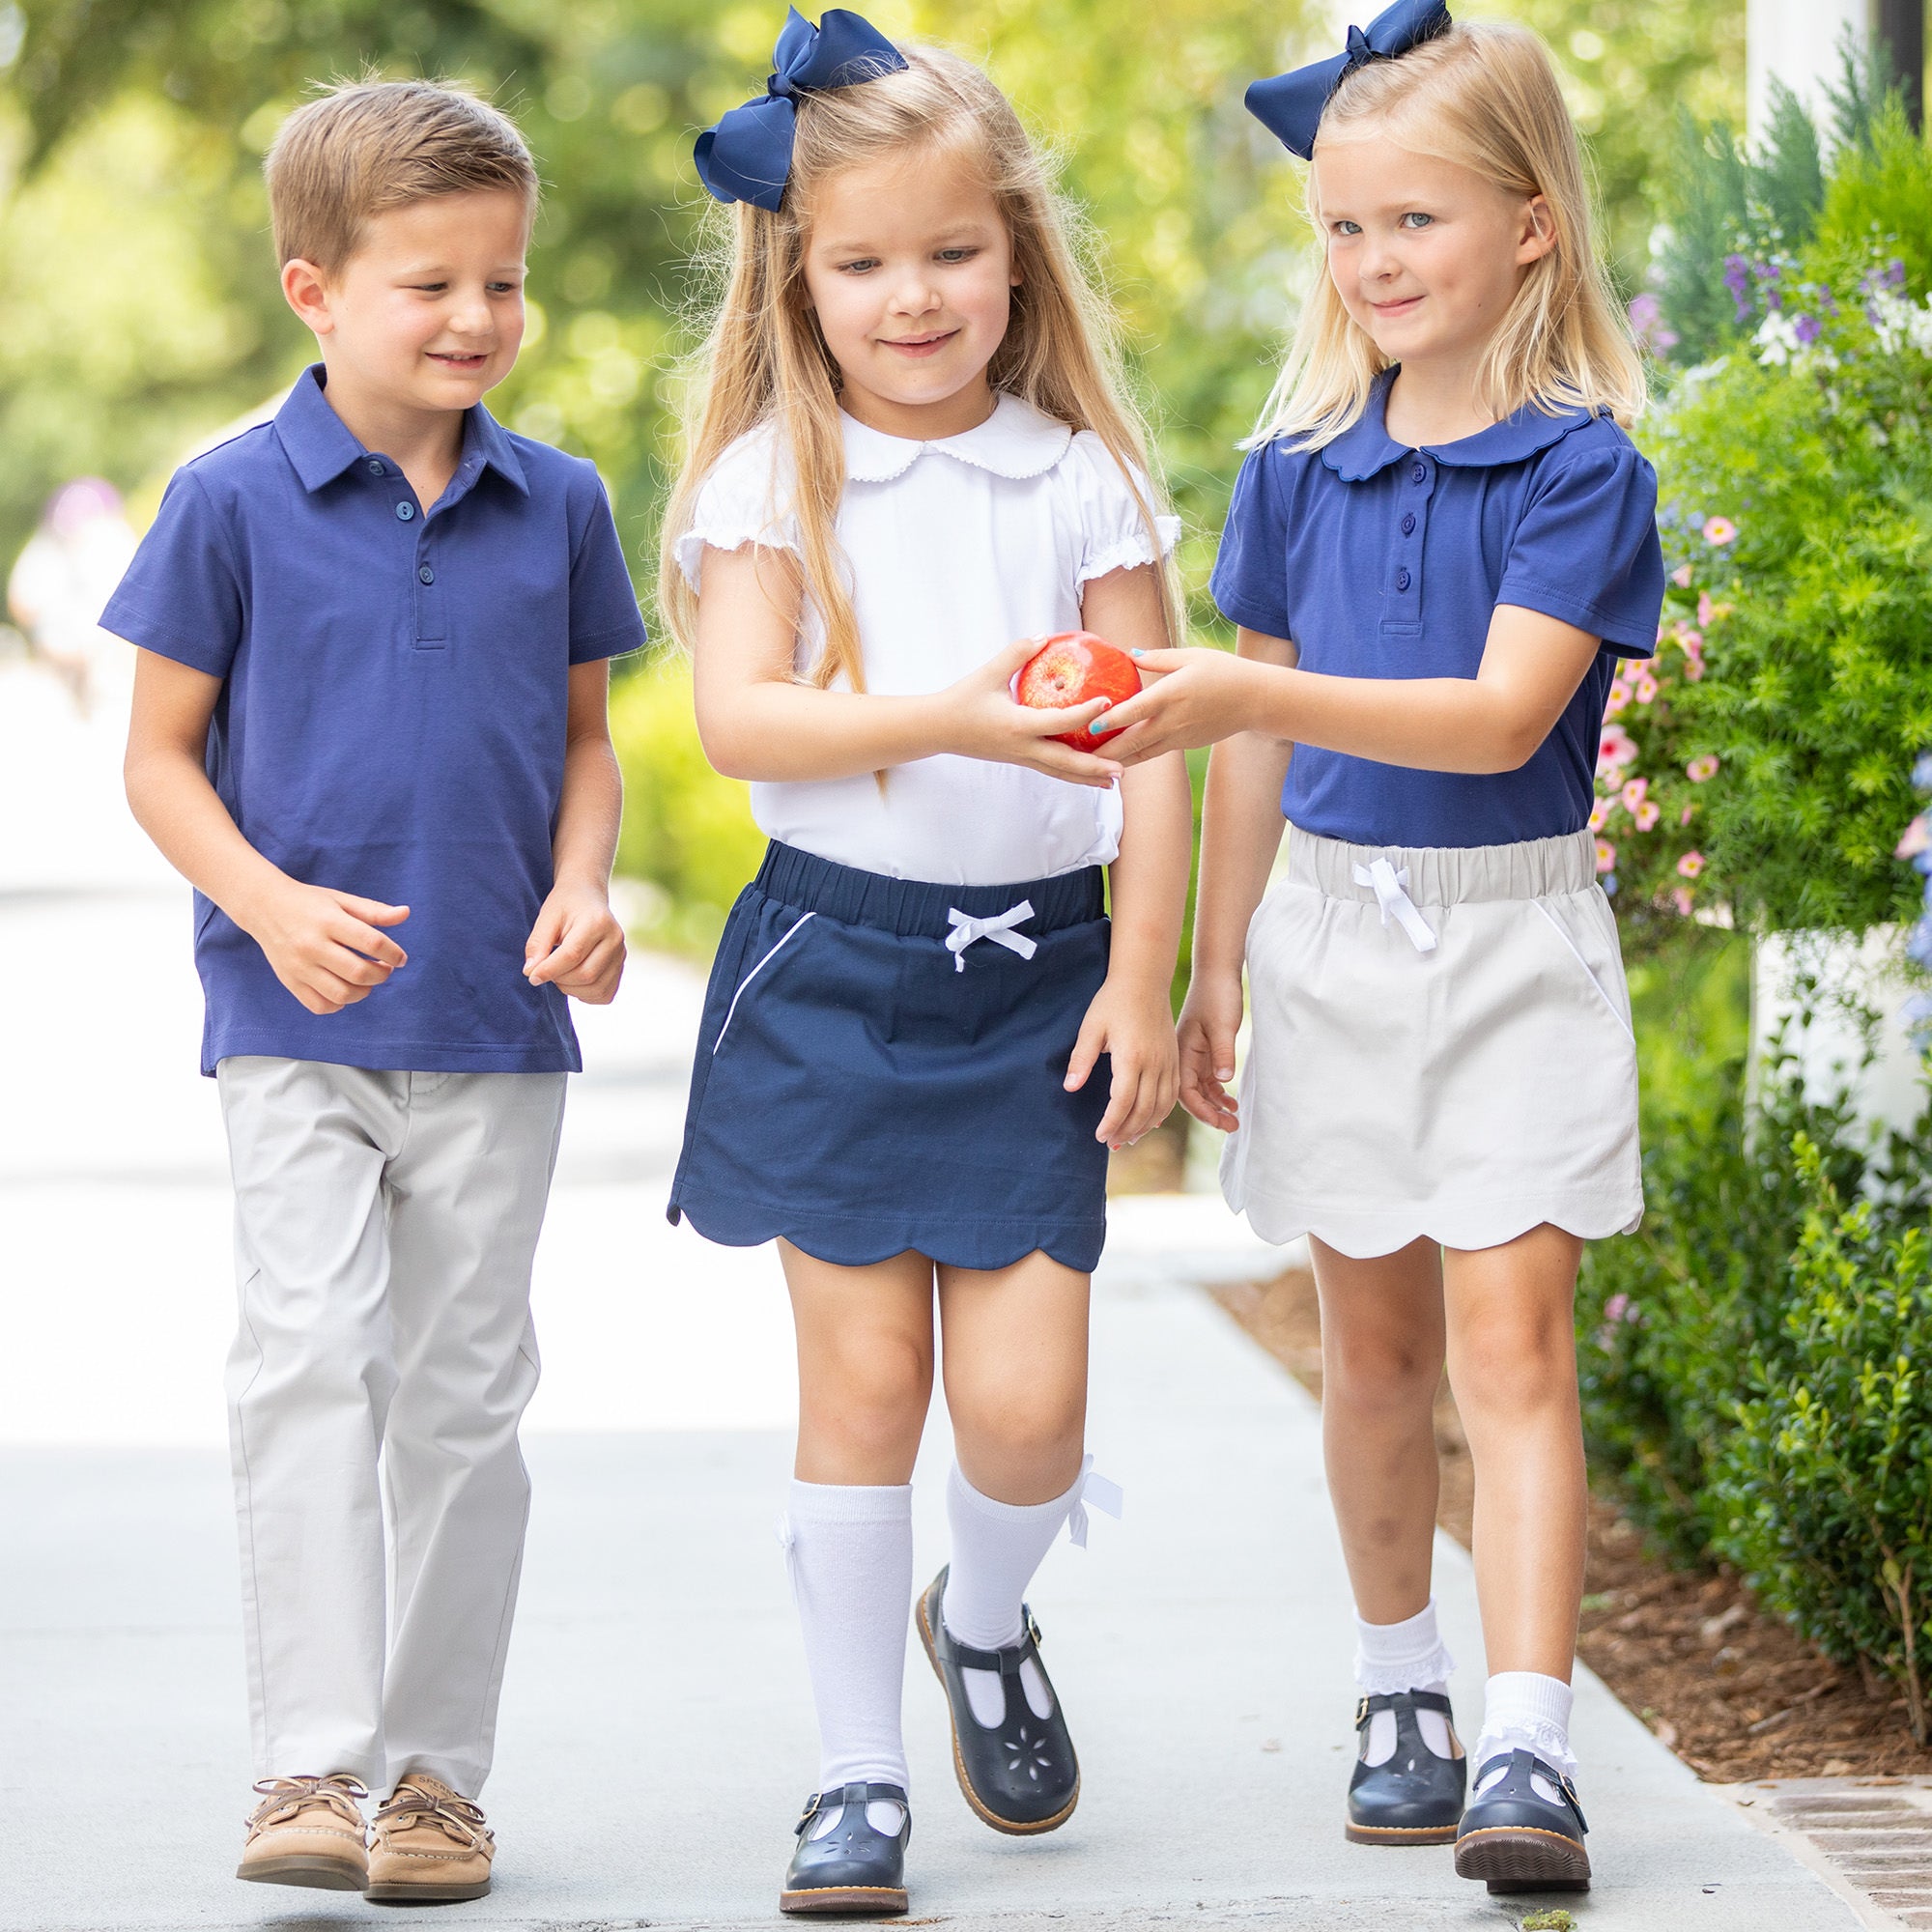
{"left": 365, "top": 1774, "right": 496, "bottom": 1903}
{"left": 236, "top": 1774, "right": 369, "bottom": 1889}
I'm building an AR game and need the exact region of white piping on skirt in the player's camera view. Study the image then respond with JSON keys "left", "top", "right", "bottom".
{"left": 1531, "top": 899, "right": 1635, "bottom": 1042}
{"left": 713, "top": 911, "right": 818, "bottom": 1054}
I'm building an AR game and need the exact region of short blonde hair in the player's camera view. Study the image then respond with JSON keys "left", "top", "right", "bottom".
{"left": 1258, "top": 20, "right": 1645, "bottom": 448}
{"left": 266, "top": 78, "right": 538, "bottom": 273}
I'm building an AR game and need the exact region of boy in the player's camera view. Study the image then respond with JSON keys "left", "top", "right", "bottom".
{"left": 112, "top": 79, "right": 646, "bottom": 1901}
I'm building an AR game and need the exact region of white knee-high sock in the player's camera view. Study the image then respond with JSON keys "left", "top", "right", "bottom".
{"left": 1353, "top": 1598, "right": 1457, "bottom": 1762}
{"left": 782, "top": 1481, "right": 914, "bottom": 1798}
{"left": 1474, "top": 1671, "right": 1577, "bottom": 1784}
{"left": 943, "top": 1463, "right": 1083, "bottom": 1728}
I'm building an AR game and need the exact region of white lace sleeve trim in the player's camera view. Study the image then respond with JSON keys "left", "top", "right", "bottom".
{"left": 671, "top": 427, "right": 799, "bottom": 591}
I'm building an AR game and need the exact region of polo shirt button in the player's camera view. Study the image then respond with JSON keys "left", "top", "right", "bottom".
{"left": 1396, "top": 567, "right": 1411, "bottom": 591}
{"left": 1409, "top": 461, "right": 1427, "bottom": 483}
{"left": 418, "top": 565, "right": 435, "bottom": 584}
{"left": 395, "top": 502, "right": 415, "bottom": 521}
{"left": 368, "top": 459, "right": 384, "bottom": 476}
{"left": 1401, "top": 512, "right": 1416, "bottom": 536}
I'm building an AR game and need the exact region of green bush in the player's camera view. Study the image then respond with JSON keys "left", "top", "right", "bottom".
{"left": 1711, "top": 1140, "right": 1932, "bottom": 1744}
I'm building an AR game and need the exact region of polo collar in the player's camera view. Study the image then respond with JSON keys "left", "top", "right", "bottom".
{"left": 273, "top": 363, "right": 529, "bottom": 497}
{"left": 841, "top": 391, "right": 1074, "bottom": 483}
{"left": 1321, "top": 368, "right": 1595, "bottom": 481}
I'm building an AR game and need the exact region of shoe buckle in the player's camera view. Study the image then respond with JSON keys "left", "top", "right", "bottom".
{"left": 1353, "top": 1695, "right": 1372, "bottom": 1727}
{"left": 795, "top": 1791, "right": 824, "bottom": 1836}
{"left": 1024, "top": 1606, "right": 1043, "bottom": 1648}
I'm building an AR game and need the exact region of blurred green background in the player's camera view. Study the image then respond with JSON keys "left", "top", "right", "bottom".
{"left": 4, "top": 0, "right": 1745, "bottom": 940}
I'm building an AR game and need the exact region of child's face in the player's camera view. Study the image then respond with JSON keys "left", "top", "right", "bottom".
{"left": 1310, "top": 136, "right": 1553, "bottom": 373}
{"left": 284, "top": 187, "right": 530, "bottom": 416}
{"left": 800, "top": 146, "right": 1019, "bottom": 431}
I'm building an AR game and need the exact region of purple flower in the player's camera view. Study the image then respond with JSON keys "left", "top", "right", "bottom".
{"left": 1888, "top": 259, "right": 1908, "bottom": 288}
{"left": 1722, "top": 254, "right": 1751, "bottom": 321}
{"left": 1628, "top": 293, "right": 1679, "bottom": 355}
{"left": 1794, "top": 312, "right": 1822, "bottom": 346}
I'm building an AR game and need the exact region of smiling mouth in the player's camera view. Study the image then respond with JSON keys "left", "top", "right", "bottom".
{"left": 428, "top": 351, "right": 491, "bottom": 368}
{"left": 1372, "top": 297, "right": 1424, "bottom": 318}
{"left": 880, "top": 329, "right": 958, "bottom": 355}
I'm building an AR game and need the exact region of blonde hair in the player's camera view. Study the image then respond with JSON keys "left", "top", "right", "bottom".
{"left": 267, "top": 78, "right": 537, "bottom": 274}
{"left": 1256, "top": 20, "right": 1644, "bottom": 449}
{"left": 660, "top": 43, "right": 1175, "bottom": 689}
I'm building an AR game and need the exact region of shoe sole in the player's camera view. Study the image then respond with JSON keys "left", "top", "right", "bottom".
{"left": 916, "top": 1586, "right": 1079, "bottom": 1837}
{"left": 1346, "top": 1820, "right": 1459, "bottom": 1846}
{"left": 364, "top": 1880, "right": 492, "bottom": 1903}
{"left": 780, "top": 1885, "right": 908, "bottom": 1916}
{"left": 236, "top": 1856, "right": 366, "bottom": 1890}
{"left": 1455, "top": 1824, "right": 1591, "bottom": 1892}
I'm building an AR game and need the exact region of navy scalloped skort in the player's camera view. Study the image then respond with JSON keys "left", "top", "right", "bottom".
{"left": 668, "top": 841, "right": 1111, "bottom": 1272}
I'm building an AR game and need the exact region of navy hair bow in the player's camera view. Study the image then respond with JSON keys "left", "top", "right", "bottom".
{"left": 1245, "top": 0, "right": 1451, "bottom": 160}
{"left": 694, "top": 7, "right": 908, "bottom": 211}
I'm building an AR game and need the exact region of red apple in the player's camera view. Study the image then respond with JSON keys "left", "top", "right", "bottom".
{"left": 1015, "top": 632, "right": 1142, "bottom": 755}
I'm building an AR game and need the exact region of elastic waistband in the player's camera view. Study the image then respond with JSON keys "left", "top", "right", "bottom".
{"left": 1286, "top": 825, "right": 1596, "bottom": 906}
{"left": 754, "top": 841, "right": 1106, "bottom": 937}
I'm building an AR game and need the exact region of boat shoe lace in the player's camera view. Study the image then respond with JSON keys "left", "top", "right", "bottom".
{"left": 372, "top": 1782, "right": 494, "bottom": 1851}
{"left": 245, "top": 1774, "right": 369, "bottom": 1833}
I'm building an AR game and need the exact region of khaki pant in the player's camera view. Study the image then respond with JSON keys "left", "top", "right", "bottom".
{"left": 217, "top": 1056, "right": 567, "bottom": 1795}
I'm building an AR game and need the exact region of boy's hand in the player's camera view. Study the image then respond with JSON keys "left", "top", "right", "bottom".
{"left": 1065, "top": 974, "right": 1179, "bottom": 1151}
{"left": 246, "top": 881, "right": 410, "bottom": 1016}
{"left": 1092, "top": 647, "right": 1266, "bottom": 763}
{"left": 938, "top": 635, "right": 1126, "bottom": 788}
{"left": 1177, "top": 970, "right": 1246, "bottom": 1133}
{"left": 526, "top": 879, "right": 626, "bottom": 1004}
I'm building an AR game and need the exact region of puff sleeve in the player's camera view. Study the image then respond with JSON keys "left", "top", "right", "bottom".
{"left": 671, "top": 424, "right": 801, "bottom": 592}
{"left": 1065, "top": 432, "right": 1180, "bottom": 584}
{"left": 1496, "top": 429, "right": 1664, "bottom": 658}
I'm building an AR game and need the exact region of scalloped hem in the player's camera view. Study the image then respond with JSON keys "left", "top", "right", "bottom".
{"left": 667, "top": 1196, "right": 1105, "bottom": 1275}
{"left": 671, "top": 526, "right": 799, "bottom": 593}
{"left": 1226, "top": 1190, "right": 1644, "bottom": 1260}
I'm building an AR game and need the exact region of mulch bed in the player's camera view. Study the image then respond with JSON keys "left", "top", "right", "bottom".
{"left": 1208, "top": 1264, "right": 1932, "bottom": 1783}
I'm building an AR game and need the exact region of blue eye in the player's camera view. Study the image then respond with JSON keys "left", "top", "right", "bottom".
{"left": 1333, "top": 219, "right": 1361, "bottom": 237}
{"left": 1402, "top": 213, "right": 1435, "bottom": 229}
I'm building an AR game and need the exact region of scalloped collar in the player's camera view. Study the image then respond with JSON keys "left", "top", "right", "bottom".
{"left": 841, "top": 392, "right": 1075, "bottom": 483}
{"left": 1320, "top": 368, "right": 1596, "bottom": 482}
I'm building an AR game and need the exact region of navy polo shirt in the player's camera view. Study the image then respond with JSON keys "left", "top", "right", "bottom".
{"left": 1210, "top": 371, "right": 1664, "bottom": 849}
{"left": 103, "top": 364, "right": 648, "bottom": 1075}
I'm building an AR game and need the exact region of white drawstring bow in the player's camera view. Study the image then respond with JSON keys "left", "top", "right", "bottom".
{"left": 1065, "top": 1454, "right": 1124, "bottom": 1548}
{"left": 1352, "top": 858, "right": 1437, "bottom": 953}
{"left": 945, "top": 899, "right": 1038, "bottom": 973}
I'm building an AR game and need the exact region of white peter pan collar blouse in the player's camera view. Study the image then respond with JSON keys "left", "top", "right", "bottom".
{"left": 676, "top": 393, "right": 1179, "bottom": 888}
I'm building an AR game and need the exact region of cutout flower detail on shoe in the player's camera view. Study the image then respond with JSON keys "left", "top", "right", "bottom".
{"left": 1005, "top": 1719, "right": 1060, "bottom": 1780}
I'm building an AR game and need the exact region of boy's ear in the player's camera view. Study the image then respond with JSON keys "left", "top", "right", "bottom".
{"left": 280, "top": 257, "right": 336, "bottom": 335}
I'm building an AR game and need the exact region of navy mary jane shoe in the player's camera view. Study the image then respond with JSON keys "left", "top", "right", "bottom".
{"left": 1346, "top": 1690, "right": 1466, "bottom": 1844}
{"left": 1454, "top": 1749, "right": 1590, "bottom": 1892}
{"left": 917, "top": 1567, "right": 1079, "bottom": 1834}
{"left": 780, "top": 1783, "right": 910, "bottom": 1917}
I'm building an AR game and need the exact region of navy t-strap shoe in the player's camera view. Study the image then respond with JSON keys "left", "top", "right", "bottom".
{"left": 780, "top": 1783, "right": 910, "bottom": 1917}
{"left": 1454, "top": 1749, "right": 1590, "bottom": 1891}
{"left": 917, "top": 1567, "right": 1080, "bottom": 1833}
{"left": 1347, "top": 1690, "right": 1466, "bottom": 1844}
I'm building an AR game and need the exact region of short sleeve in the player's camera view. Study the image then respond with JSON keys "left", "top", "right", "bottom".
{"left": 567, "top": 470, "right": 649, "bottom": 665}
{"left": 1065, "top": 432, "right": 1180, "bottom": 582}
{"left": 672, "top": 426, "right": 801, "bottom": 591}
{"left": 1496, "top": 431, "right": 1664, "bottom": 658}
{"left": 99, "top": 468, "right": 243, "bottom": 678}
{"left": 1209, "top": 440, "right": 1293, "bottom": 640}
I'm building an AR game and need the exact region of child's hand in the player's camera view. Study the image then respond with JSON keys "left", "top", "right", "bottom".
{"left": 1091, "top": 647, "right": 1266, "bottom": 763}
{"left": 526, "top": 880, "right": 626, "bottom": 1004}
{"left": 1066, "top": 974, "right": 1179, "bottom": 1150}
{"left": 1177, "top": 971, "right": 1245, "bottom": 1132}
{"left": 246, "top": 880, "right": 411, "bottom": 1016}
{"left": 939, "top": 636, "right": 1125, "bottom": 788}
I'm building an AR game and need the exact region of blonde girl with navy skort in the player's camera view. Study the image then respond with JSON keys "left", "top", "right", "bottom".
{"left": 1097, "top": 3, "right": 1663, "bottom": 1896}
{"left": 660, "top": 11, "right": 1191, "bottom": 1917}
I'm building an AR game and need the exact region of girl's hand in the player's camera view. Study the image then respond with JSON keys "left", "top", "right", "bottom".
{"left": 1066, "top": 974, "right": 1179, "bottom": 1150}
{"left": 939, "top": 635, "right": 1125, "bottom": 789}
{"left": 1092, "top": 647, "right": 1268, "bottom": 763}
{"left": 1177, "top": 970, "right": 1246, "bottom": 1132}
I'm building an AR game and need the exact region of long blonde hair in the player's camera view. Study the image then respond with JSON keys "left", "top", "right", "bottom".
{"left": 1256, "top": 19, "right": 1645, "bottom": 449}
{"left": 660, "top": 42, "right": 1175, "bottom": 686}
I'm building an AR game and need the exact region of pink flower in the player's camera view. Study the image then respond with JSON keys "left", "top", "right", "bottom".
{"left": 1697, "top": 591, "right": 1715, "bottom": 625}
{"left": 1621, "top": 777, "right": 1649, "bottom": 810}
{"left": 1680, "top": 805, "right": 1695, "bottom": 827}
{"left": 1671, "top": 563, "right": 1694, "bottom": 587}
{"left": 1589, "top": 796, "right": 1612, "bottom": 831}
{"left": 1635, "top": 673, "right": 1660, "bottom": 704}
{"left": 1671, "top": 886, "right": 1694, "bottom": 916}
{"left": 1598, "top": 724, "right": 1638, "bottom": 773}
{"left": 1595, "top": 838, "right": 1617, "bottom": 874}
{"left": 1684, "top": 657, "right": 1705, "bottom": 681}
{"left": 1677, "top": 850, "right": 1705, "bottom": 879}
{"left": 1687, "top": 753, "right": 1719, "bottom": 782}
{"left": 1606, "top": 682, "right": 1631, "bottom": 714}
{"left": 1634, "top": 800, "right": 1661, "bottom": 830}
{"left": 1679, "top": 628, "right": 1704, "bottom": 655}
{"left": 1702, "top": 516, "right": 1737, "bottom": 545}
{"left": 1605, "top": 1293, "right": 1633, "bottom": 1324}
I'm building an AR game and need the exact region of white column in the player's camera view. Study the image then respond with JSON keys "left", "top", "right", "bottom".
{"left": 1747, "top": 0, "right": 1873, "bottom": 139}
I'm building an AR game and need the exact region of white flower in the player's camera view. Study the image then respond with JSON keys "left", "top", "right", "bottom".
{"left": 1867, "top": 288, "right": 1932, "bottom": 357}
{"left": 1754, "top": 311, "right": 1802, "bottom": 366}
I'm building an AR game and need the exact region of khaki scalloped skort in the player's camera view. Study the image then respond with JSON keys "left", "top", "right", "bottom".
{"left": 1221, "top": 825, "right": 1643, "bottom": 1259}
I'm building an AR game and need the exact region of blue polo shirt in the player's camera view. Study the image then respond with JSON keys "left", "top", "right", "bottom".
{"left": 1210, "top": 372, "right": 1663, "bottom": 849}
{"left": 103, "top": 364, "right": 648, "bottom": 1075}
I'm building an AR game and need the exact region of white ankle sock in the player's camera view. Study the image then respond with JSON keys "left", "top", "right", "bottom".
{"left": 781, "top": 1479, "right": 913, "bottom": 1825}
{"left": 943, "top": 1463, "right": 1080, "bottom": 1729}
{"left": 1473, "top": 1671, "right": 1577, "bottom": 1789}
{"left": 1353, "top": 1598, "right": 1457, "bottom": 1762}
